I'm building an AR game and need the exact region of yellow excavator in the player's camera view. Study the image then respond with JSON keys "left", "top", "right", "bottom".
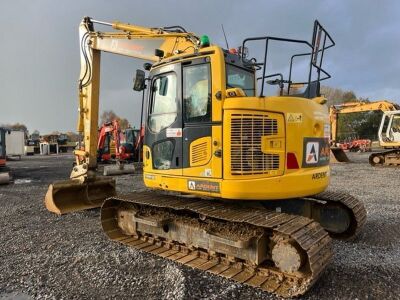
{"left": 329, "top": 100, "right": 400, "bottom": 164}
{"left": 370, "top": 108, "right": 400, "bottom": 165}
{"left": 45, "top": 17, "right": 366, "bottom": 297}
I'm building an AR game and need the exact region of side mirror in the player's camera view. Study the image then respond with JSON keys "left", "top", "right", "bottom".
{"left": 133, "top": 69, "right": 146, "bottom": 91}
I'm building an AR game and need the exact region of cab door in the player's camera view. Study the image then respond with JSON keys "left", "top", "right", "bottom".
{"left": 145, "top": 63, "right": 182, "bottom": 175}
{"left": 182, "top": 58, "right": 222, "bottom": 179}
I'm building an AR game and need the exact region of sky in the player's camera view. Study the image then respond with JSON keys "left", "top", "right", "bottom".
{"left": 1, "top": 0, "right": 400, "bottom": 133}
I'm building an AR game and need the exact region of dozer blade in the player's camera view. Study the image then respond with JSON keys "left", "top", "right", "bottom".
{"left": 330, "top": 147, "right": 350, "bottom": 163}
{"left": 45, "top": 177, "right": 116, "bottom": 215}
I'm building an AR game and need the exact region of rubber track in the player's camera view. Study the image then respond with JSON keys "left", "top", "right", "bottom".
{"left": 101, "top": 192, "right": 333, "bottom": 298}
{"left": 369, "top": 150, "right": 400, "bottom": 166}
{"left": 309, "top": 190, "right": 367, "bottom": 240}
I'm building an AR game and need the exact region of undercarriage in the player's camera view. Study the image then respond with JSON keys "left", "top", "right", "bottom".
{"left": 101, "top": 191, "right": 365, "bottom": 297}
{"left": 369, "top": 150, "right": 400, "bottom": 166}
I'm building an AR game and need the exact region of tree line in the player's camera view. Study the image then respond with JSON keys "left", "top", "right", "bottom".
{"left": 321, "top": 86, "right": 382, "bottom": 141}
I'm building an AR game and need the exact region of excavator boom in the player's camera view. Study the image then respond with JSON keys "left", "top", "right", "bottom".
{"left": 45, "top": 17, "right": 200, "bottom": 214}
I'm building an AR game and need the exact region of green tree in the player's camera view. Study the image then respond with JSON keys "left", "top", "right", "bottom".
{"left": 0, "top": 122, "right": 28, "bottom": 132}
{"left": 65, "top": 131, "right": 80, "bottom": 142}
{"left": 342, "top": 91, "right": 357, "bottom": 102}
{"left": 321, "top": 86, "right": 358, "bottom": 106}
{"left": 322, "top": 85, "right": 382, "bottom": 141}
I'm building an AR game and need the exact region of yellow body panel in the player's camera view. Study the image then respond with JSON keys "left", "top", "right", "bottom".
{"left": 380, "top": 141, "right": 400, "bottom": 147}
{"left": 143, "top": 65, "right": 331, "bottom": 200}
{"left": 144, "top": 166, "right": 328, "bottom": 200}
{"left": 142, "top": 47, "right": 330, "bottom": 200}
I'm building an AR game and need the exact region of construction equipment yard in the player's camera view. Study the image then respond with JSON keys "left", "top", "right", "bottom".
{"left": 0, "top": 152, "right": 398, "bottom": 299}
{"left": 3, "top": 2, "right": 400, "bottom": 299}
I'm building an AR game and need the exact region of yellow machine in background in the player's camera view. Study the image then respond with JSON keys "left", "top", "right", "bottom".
{"left": 45, "top": 17, "right": 366, "bottom": 297}
{"left": 329, "top": 100, "right": 400, "bottom": 164}
{"left": 371, "top": 109, "right": 400, "bottom": 165}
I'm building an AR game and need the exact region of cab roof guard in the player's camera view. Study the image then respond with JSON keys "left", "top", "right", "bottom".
{"left": 242, "top": 20, "right": 335, "bottom": 98}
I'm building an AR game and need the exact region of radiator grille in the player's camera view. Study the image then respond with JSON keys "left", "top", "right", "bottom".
{"left": 191, "top": 141, "right": 208, "bottom": 165}
{"left": 231, "top": 114, "right": 280, "bottom": 175}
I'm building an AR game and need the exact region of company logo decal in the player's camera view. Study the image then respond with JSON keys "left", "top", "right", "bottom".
{"left": 302, "top": 138, "right": 330, "bottom": 168}
{"left": 312, "top": 171, "right": 327, "bottom": 180}
{"left": 188, "top": 180, "right": 220, "bottom": 193}
{"left": 306, "top": 142, "right": 319, "bottom": 164}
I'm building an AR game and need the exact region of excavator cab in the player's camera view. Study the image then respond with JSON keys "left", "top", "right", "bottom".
{"left": 379, "top": 111, "right": 400, "bottom": 142}
{"left": 139, "top": 21, "right": 335, "bottom": 200}
{"left": 369, "top": 110, "right": 400, "bottom": 165}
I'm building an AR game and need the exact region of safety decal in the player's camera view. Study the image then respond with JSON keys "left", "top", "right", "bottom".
{"left": 302, "top": 138, "right": 330, "bottom": 167}
{"left": 187, "top": 180, "right": 220, "bottom": 193}
{"left": 144, "top": 174, "right": 155, "bottom": 180}
{"left": 166, "top": 128, "right": 182, "bottom": 138}
{"left": 287, "top": 113, "right": 303, "bottom": 123}
{"left": 200, "top": 169, "right": 212, "bottom": 177}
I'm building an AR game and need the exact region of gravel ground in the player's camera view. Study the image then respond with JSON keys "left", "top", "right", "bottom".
{"left": 0, "top": 152, "right": 399, "bottom": 299}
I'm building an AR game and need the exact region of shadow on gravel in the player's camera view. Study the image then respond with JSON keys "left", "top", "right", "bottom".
{"left": 312, "top": 265, "right": 400, "bottom": 299}
{"left": 8, "top": 156, "right": 72, "bottom": 184}
{"left": 358, "top": 218, "right": 400, "bottom": 247}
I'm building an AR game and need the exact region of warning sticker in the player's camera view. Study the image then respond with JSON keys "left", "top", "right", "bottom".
{"left": 144, "top": 174, "right": 155, "bottom": 180}
{"left": 187, "top": 180, "right": 220, "bottom": 193}
{"left": 287, "top": 113, "right": 303, "bottom": 123}
{"left": 200, "top": 169, "right": 212, "bottom": 177}
{"left": 166, "top": 128, "right": 182, "bottom": 138}
{"left": 302, "top": 138, "right": 330, "bottom": 168}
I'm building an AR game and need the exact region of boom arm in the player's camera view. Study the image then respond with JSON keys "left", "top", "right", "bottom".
{"left": 72, "top": 17, "right": 200, "bottom": 181}
{"left": 330, "top": 100, "right": 400, "bottom": 142}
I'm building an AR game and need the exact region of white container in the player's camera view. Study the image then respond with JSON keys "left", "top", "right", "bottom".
{"left": 5, "top": 130, "right": 25, "bottom": 158}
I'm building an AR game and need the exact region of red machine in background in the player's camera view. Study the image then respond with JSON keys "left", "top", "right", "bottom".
{"left": 97, "top": 120, "right": 143, "bottom": 163}
{"left": 337, "top": 139, "right": 372, "bottom": 152}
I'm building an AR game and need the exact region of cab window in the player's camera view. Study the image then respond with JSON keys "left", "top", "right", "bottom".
{"left": 149, "top": 73, "right": 177, "bottom": 133}
{"left": 153, "top": 140, "right": 174, "bottom": 170}
{"left": 183, "top": 64, "right": 211, "bottom": 122}
{"left": 226, "top": 64, "right": 255, "bottom": 96}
